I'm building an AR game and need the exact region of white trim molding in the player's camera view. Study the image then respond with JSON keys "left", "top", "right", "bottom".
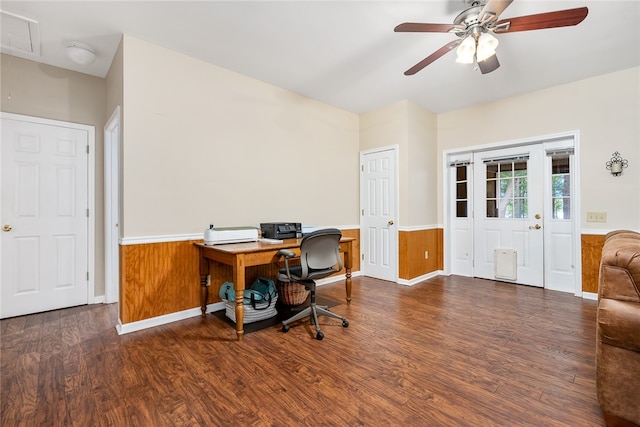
{"left": 116, "top": 302, "right": 226, "bottom": 335}
{"left": 120, "top": 233, "right": 203, "bottom": 245}
{"left": 398, "top": 271, "right": 443, "bottom": 286}
{"left": 582, "top": 292, "right": 598, "bottom": 301}
{"left": 120, "top": 225, "right": 362, "bottom": 246}
{"left": 397, "top": 224, "right": 442, "bottom": 232}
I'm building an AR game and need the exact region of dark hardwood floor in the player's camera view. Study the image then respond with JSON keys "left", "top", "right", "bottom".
{"left": 1, "top": 275, "right": 604, "bottom": 426}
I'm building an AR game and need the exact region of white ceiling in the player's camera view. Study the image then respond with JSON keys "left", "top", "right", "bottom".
{"left": 1, "top": 1, "right": 639, "bottom": 114}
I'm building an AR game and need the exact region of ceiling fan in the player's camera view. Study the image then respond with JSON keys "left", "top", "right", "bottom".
{"left": 394, "top": 0, "right": 588, "bottom": 75}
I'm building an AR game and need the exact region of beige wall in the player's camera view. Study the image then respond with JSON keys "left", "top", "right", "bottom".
{"left": 437, "top": 67, "right": 640, "bottom": 231}
{"left": 1, "top": 53, "right": 107, "bottom": 297}
{"left": 359, "top": 100, "right": 438, "bottom": 227}
{"left": 3, "top": 40, "right": 638, "bottom": 302}
{"left": 407, "top": 101, "right": 438, "bottom": 226}
{"left": 120, "top": 36, "right": 360, "bottom": 238}
{"left": 106, "top": 38, "right": 124, "bottom": 127}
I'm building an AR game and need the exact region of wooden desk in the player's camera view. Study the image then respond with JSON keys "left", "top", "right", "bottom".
{"left": 195, "top": 237, "right": 354, "bottom": 341}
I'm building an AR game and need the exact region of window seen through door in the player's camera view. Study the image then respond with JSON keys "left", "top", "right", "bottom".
{"left": 486, "top": 160, "right": 528, "bottom": 218}
{"left": 456, "top": 165, "right": 468, "bottom": 218}
{"left": 551, "top": 155, "right": 571, "bottom": 219}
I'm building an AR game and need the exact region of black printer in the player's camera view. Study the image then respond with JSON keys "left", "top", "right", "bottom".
{"left": 260, "top": 222, "right": 302, "bottom": 239}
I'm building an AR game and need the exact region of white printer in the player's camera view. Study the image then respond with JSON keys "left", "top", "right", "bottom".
{"left": 204, "top": 225, "right": 258, "bottom": 245}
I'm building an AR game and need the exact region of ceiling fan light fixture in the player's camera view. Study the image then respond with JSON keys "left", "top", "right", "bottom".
{"left": 456, "top": 35, "right": 476, "bottom": 64}
{"left": 66, "top": 41, "right": 96, "bottom": 65}
{"left": 476, "top": 32, "right": 499, "bottom": 62}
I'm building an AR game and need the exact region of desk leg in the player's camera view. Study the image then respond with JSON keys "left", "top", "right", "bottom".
{"left": 198, "top": 253, "right": 210, "bottom": 318}
{"left": 232, "top": 257, "right": 245, "bottom": 341}
{"left": 345, "top": 268, "right": 352, "bottom": 305}
{"left": 344, "top": 242, "right": 353, "bottom": 305}
{"left": 200, "top": 275, "right": 208, "bottom": 317}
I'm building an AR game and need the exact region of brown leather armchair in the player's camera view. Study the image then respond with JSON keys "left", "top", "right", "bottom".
{"left": 597, "top": 230, "right": 640, "bottom": 427}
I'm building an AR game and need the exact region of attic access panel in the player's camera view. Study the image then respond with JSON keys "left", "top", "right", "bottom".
{"left": 1, "top": 10, "right": 40, "bottom": 56}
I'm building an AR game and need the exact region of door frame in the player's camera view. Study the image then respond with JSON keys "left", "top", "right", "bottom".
{"left": 442, "top": 131, "right": 582, "bottom": 296}
{"left": 0, "top": 112, "right": 96, "bottom": 304}
{"left": 104, "top": 106, "right": 121, "bottom": 304}
{"left": 359, "top": 145, "right": 399, "bottom": 282}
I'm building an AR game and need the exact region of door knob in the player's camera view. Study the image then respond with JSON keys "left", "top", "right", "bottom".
{"left": 528, "top": 224, "right": 541, "bottom": 230}
{"left": 3, "top": 225, "right": 12, "bottom": 232}
{"left": 388, "top": 220, "right": 394, "bottom": 226}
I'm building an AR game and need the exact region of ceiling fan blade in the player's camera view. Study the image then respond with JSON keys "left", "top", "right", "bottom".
{"left": 394, "top": 22, "right": 457, "bottom": 33}
{"left": 495, "top": 7, "right": 588, "bottom": 33}
{"left": 404, "top": 40, "right": 460, "bottom": 76}
{"left": 479, "top": 0, "right": 514, "bottom": 23}
{"left": 478, "top": 54, "right": 500, "bottom": 74}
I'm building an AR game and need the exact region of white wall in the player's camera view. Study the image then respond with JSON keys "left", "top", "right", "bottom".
{"left": 437, "top": 67, "right": 640, "bottom": 232}
{"left": 120, "top": 36, "right": 360, "bottom": 238}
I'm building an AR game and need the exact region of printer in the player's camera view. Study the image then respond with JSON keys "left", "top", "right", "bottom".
{"left": 260, "top": 222, "right": 302, "bottom": 239}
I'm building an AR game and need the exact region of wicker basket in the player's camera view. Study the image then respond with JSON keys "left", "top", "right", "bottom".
{"left": 277, "top": 281, "right": 310, "bottom": 306}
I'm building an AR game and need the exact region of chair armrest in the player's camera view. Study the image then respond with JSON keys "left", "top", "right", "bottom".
{"left": 277, "top": 249, "right": 296, "bottom": 281}
{"left": 277, "top": 249, "right": 296, "bottom": 258}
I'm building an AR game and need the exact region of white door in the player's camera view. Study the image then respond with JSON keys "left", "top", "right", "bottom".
{"left": 544, "top": 147, "right": 577, "bottom": 293}
{"left": 472, "top": 145, "right": 544, "bottom": 287}
{"left": 360, "top": 147, "right": 398, "bottom": 282}
{"left": 1, "top": 116, "right": 89, "bottom": 318}
{"left": 448, "top": 156, "right": 473, "bottom": 277}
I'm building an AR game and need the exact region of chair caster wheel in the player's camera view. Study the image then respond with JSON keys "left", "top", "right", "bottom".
{"left": 342, "top": 320, "right": 349, "bottom": 328}
{"left": 316, "top": 331, "right": 324, "bottom": 340}
{"left": 282, "top": 325, "right": 290, "bottom": 333}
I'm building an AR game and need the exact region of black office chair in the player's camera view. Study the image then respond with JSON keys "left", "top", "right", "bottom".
{"left": 277, "top": 228, "right": 349, "bottom": 340}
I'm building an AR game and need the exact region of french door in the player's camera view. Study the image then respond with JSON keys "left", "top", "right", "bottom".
{"left": 447, "top": 136, "right": 579, "bottom": 293}
{"left": 472, "top": 146, "right": 544, "bottom": 286}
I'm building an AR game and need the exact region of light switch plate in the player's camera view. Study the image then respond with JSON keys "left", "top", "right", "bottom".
{"left": 586, "top": 212, "right": 607, "bottom": 222}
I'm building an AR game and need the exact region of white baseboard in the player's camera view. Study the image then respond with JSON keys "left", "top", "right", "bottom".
{"left": 582, "top": 292, "right": 598, "bottom": 301}
{"left": 116, "top": 302, "right": 225, "bottom": 335}
{"left": 93, "top": 295, "right": 106, "bottom": 304}
{"left": 316, "top": 270, "right": 362, "bottom": 287}
{"left": 397, "top": 271, "right": 443, "bottom": 286}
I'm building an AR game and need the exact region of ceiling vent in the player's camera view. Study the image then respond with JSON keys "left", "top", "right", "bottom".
{"left": 1, "top": 10, "right": 40, "bottom": 56}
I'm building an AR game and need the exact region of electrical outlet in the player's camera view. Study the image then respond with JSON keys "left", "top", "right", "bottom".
{"left": 425, "top": 251, "right": 429, "bottom": 259}
{"left": 586, "top": 212, "right": 607, "bottom": 223}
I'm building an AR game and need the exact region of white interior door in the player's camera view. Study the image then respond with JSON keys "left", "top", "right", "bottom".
{"left": 360, "top": 147, "right": 398, "bottom": 282}
{"left": 1, "top": 116, "right": 89, "bottom": 318}
{"left": 472, "top": 146, "right": 544, "bottom": 287}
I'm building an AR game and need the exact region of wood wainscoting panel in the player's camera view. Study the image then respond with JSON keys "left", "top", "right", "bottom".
{"left": 399, "top": 228, "right": 443, "bottom": 280}
{"left": 342, "top": 228, "right": 361, "bottom": 273}
{"left": 120, "top": 240, "right": 202, "bottom": 324}
{"left": 119, "top": 228, "right": 361, "bottom": 324}
{"left": 581, "top": 234, "right": 606, "bottom": 294}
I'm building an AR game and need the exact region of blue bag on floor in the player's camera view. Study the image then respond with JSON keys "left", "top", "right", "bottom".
{"left": 218, "top": 277, "right": 277, "bottom": 310}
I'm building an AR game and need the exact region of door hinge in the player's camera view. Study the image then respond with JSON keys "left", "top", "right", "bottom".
{"left": 86, "top": 145, "right": 89, "bottom": 154}
{"left": 361, "top": 165, "right": 364, "bottom": 172}
{"left": 361, "top": 254, "right": 364, "bottom": 261}
{"left": 86, "top": 208, "right": 89, "bottom": 217}
{"left": 86, "top": 272, "right": 89, "bottom": 281}
{"left": 361, "top": 209, "right": 364, "bottom": 216}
